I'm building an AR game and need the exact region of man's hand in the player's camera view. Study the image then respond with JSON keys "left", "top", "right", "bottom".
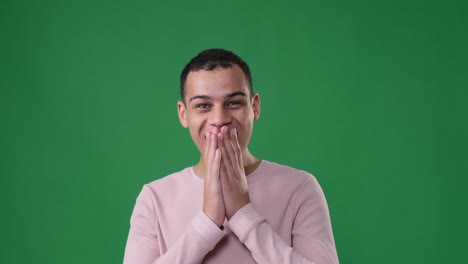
{"left": 202, "top": 129, "right": 225, "bottom": 227}
{"left": 218, "top": 126, "right": 251, "bottom": 219}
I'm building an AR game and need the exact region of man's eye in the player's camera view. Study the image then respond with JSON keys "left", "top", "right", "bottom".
{"left": 196, "top": 104, "right": 210, "bottom": 109}
{"left": 227, "top": 101, "right": 242, "bottom": 107}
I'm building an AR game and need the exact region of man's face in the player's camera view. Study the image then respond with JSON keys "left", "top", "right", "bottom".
{"left": 177, "top": 65, "right": 260, "bottom": 157}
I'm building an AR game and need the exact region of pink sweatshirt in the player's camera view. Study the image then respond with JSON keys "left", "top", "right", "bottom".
{"left": 124, "top": 160, "right": 339, "bottom": 264}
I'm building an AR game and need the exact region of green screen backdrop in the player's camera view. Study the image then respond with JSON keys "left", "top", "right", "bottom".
{"left": 1, "top": 0, "right": 467, "bottom": 263}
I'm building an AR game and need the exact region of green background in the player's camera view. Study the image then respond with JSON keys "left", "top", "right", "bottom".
{"left": 1, "top": 0, "right": 467, "bottom": 263}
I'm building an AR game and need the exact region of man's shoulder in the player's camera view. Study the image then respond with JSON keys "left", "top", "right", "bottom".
{"left": 259, "top": 160, "right": 317, "bottom": 185}
{"left": 144, "top": 166, "right": 194, "bottom": 193}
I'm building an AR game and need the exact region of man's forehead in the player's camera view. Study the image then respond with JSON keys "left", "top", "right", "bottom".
{"left": 185, "top": 67, "right": 249, "bottom": 99}
{"left": 186, "top": 66, "right": 245, "bottom": 82}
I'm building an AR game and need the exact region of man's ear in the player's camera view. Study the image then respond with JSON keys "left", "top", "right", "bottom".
{"left": 252, "top": 93, "right": 261, "bottom": 121}
{"left": 177, "top": 101, "right": 188, "bottom": 128}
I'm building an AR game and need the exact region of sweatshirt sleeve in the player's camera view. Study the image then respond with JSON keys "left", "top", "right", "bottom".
{"left": 227, "top": 177, "right": 339, "bottom": 264}
{"left": 123, "top": 185, "right": 227, "bottom": 264}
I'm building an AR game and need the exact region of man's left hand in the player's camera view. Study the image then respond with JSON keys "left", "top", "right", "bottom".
{"left": 217, "top": 126, "right": 251, "bottom": 219}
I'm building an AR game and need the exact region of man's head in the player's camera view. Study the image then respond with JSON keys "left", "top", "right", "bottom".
{"left": 177, "top": 49, "right": 260, "bottom": 157}
{"left": 180, "top": 48, "right": 253, "bottom": 104}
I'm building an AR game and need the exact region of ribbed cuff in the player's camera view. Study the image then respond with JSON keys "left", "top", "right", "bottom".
{"left": 227, "top": 203, "right": 265, "bottom": 242}
{"left": 192, "top": 211, "right": 227, "bottom": 250}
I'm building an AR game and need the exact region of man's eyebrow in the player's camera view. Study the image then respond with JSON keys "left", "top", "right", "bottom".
{"left": 189, "top": 95, "right": 211, "bottom": 102}
{"left": 225, "top": 91, "right": 247, "bottom": 98}
{"left": 189, "top": 91, "right": 247, "bottom": 102}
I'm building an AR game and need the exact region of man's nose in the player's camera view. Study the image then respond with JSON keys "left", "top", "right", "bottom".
{"left": 209, "top": 106, "right": 231, "bottom": 127}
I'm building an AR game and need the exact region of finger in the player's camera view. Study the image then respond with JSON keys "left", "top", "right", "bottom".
{"left": 209, "top": 132, "right": 217, "bottom": 163}
{"left": 207, "top": 127, "right": 219, "bottom": 164}
{"left": 224, "top": 128, "right": 239, "bottom": 170}
{"left": 211, "top": 148, "right": 221, "bottom": 180}
{"left": 231, "top": 128, "right": 243, "bottom": 166}
{"left": 220, "top": 125, "right": 228, "bottom": 134}
{"left": 204, "top": 131, "right": 211, "bottom": 163}
{"left": 204, "top": 132, "right": 215, "bottom": 184}
{"left": 219, "top": 158, "right": 229, "bottom": 184}
{"left": 218, "top": 131, "right": 234, "bottom": 178}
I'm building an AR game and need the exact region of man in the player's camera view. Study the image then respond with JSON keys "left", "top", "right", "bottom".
{"left": 123, "top": 49, "right": 339, "bottom": 263}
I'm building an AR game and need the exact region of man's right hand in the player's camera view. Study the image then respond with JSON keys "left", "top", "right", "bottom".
{"left": 202, "top": 129, "right": 225, "bottom": 228}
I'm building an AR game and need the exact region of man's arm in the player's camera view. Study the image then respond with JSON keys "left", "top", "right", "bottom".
{"left": 227, "top": 178, "right": 339, "bottom": 264}
{"left": 218, "top": 127, "right": 338, "bottom": 263}
{"left": 124, "top": 130, "right": 227, "bottom": 264}
{"left": 123, "top": 185, "right": 226, "bottom": 264}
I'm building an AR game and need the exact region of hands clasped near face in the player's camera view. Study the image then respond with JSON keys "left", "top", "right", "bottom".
{"left": 202, "top": 125, "right": 250, "bottom": 227}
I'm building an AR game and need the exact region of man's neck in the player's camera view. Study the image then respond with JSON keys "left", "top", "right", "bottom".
{"left": 193, "top": 149, "right": 261, "bottom": 179}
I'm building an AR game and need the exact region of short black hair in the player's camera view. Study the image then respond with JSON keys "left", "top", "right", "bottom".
{"left": 180, "top": 48, "right": 253, "bottom": 102}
